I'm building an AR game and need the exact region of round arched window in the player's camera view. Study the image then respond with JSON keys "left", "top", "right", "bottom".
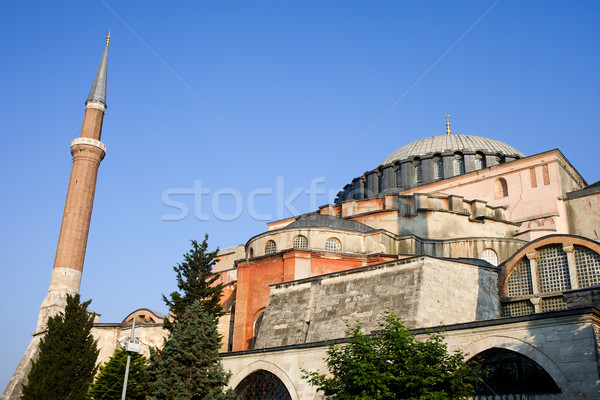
{"left": 481, "top": 248, "right": 498, "bottom": 266}
{"left": 325, "top": 238, "right": 341, "bottom": 253}
{"left": 265, "top": 240, "right": 276, "bottom": 255}
{"left": 293, "top": 235, "right": 308, "bottom": 250}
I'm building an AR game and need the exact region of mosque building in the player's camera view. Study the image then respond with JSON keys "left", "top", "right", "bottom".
{"left": 3, "top": 37, "right": 600, "bottom": 400}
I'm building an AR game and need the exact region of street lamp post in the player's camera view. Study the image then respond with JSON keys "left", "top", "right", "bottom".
{"left": 121, "top": 315, "right": 139, "bottom": 400}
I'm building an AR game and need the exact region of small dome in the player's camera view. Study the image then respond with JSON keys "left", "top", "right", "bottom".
{"left": 380, "top": 134, "right": 524, "bottom": 166}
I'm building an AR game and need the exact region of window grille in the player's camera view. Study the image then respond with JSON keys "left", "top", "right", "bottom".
{"left": 453, "top": 155, "right": 465, "bottom": 176}
{"left": 481, "top": 248, "right": 498, "bottom": 266}
{"left": 433, "top": 158, "right": 443, "bottom": 180}
{"left": 537, "top": 246, "right": 571, "bottom": 293}
{"left": 502, "top": 301, "right": 534, "bottom": 317}
{"left": 540, "top": 296, "right": 567, "bottom": 312}
{"left": 403, "top": 204, "right": 412, "bottom": 216}
{"left": 265, "top": 240, "right": 276, "bottom": 255}
{"left": 474, "top": 154, "right": 485, "bottom": 170}
{"left": 396, "top": 169, "right": 402, "bottom": 187}
{"left": 325, "top": 238, "right": 341, "bottom": 253}
{"left": 293, "top": 236, "right": 308, "bottom": 250}
{"left": 507, "top": 259, "right": 533, "bottom": 297}
{"left": 574, "top": 246, "right": 600, "bottom": 288}
{"left": 415, "top": 163, "right": 423, "bottom": 183}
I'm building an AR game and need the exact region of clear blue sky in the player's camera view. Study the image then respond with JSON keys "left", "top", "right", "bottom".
{"left": 1, "top": 1, "right": 599, "bottom": 389}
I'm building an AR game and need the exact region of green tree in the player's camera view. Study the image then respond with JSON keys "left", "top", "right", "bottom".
{"left": 87, "top": 348, "right": 148, "bottom": 400}
{"left": 149, "top": 300, "right": 235, "bottom": 400}
{"left": 304, "top": 312, "right": 475, "bottom": 400}
{"left": 162, "top": 234, "right": 225, "bottom": 331}
{"left": 22, "top": 294, "right": 99, "bottom": 400}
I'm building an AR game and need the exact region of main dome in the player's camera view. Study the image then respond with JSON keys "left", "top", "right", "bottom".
{"left": 380, "top": 134, "right": 525, "bottom": 166}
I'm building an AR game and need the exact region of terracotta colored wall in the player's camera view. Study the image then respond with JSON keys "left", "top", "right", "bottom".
{"left": 229, "top": 251, "right": 396, "bottom": 351}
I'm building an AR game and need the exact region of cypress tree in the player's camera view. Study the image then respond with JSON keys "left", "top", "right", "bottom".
{"left": 22, "top": 294, "right": 99, "bottom": 400}
{"left": 149, "top": 300, "right": 235, "bottom": 400}
{"left": 162, "top": 234, "right": 225, "bottom": 331}
{"left": 87, "top": 348, "right": 149, "bottom": 400}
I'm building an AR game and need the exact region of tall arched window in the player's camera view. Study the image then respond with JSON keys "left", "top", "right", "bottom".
{"left": 395, "top": 167, "right": 402, "bottom": 187}
{"left": 453, "top": 153, "right": 465, "bottom": 176}
{"left": 265, "top": 240, "right": 276, "bottom": 255}
{"left": 293, "top": 235, "right": 308, "bottom": 250}
{"left": 325, "top": 238, "right": 341, "bottom": 253}
{"left": 414, "top": 159, "right": 423, "bottom": 183}
{"left": 493, "top": 178, "right": 509, "bottom": 199}
{"left": 227, "top": 301, "right": 236, "bottom": 352}
{"left": 252, "top": 311, "right": 264, "bottom": 348}
{"left": 474, "top": 152, "right": 486, "bottom": 170}
{"left": 433, "top": 156, "right": 443, "bottom": 180}
{"left": 248, "top": 248, "right": 254, "bottom": 258}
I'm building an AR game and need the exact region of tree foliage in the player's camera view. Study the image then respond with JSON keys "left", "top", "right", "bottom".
{"left": 87, "top": 348, "right": 148, "bottom": 400}
{"left": 162, "top": 234, "right": 225, "bottom": 331}
{"left": 22, "top": 294, "right": 99, "bottom": 400}
{"left": 148, "top": 300, "right": 235, "bottom": 400}
{"left": 304, "top": 312, "right": 475, "bottom": 400}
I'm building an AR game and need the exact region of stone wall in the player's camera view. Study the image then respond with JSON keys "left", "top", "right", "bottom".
{"left": 255, "top": 256, "right": 499, "bottom": 348}
{"left": 224, "top": 310, "right": 600, "bottom": 399}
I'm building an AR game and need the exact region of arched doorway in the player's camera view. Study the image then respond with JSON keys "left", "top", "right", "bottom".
{"left": 235, "top": 369, "right": 292, "bottom": 400}
{"left": 467, "top": 348, "right": 561, "bottom": 395}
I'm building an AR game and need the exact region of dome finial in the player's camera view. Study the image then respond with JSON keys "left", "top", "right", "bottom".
{"left": 445, "top": 114, "right": 451, "bottom": 135}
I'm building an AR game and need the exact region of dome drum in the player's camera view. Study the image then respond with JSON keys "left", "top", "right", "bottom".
{"left": 336, "top": 134, "right": 524, "bottom": 203}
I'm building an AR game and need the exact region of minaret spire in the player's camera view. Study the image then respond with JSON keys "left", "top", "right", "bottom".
{"left": 87, "top": 31, "right": 109, "bottom": 106}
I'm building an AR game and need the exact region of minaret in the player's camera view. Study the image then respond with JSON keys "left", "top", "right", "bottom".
{"left": 36, "top": 33, "right": 110, "bottom": 332}
{"left": 2, "top": 34, "right": 111, "bottom": 400}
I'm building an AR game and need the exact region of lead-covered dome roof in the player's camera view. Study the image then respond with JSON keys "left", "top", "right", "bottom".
{"left": 380, "top": 134, "right": 524, "bottom": 166}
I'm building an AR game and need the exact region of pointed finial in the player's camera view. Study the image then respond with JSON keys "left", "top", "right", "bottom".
{"left": 106, "top": 30, "right": 111, "bottom": 46}
{"left": 445, "top": 114, "right": 451, "bottom": 135}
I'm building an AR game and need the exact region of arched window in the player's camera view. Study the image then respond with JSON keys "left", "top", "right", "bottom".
{"left": 414, "top": 159, "right": 423, "bottom": 183}
{"left": 248, "top": 248, "right": 254, "bottom": 258}
{"left": 252, "top": 311, "right": 264, "bottom": 348}
{"left": 227, "top": 301, "right": 236, "bottom": 352}
{"left": 453, "top": 153, "right": 465, "bottom": 176}
{"left": 496, "top": 154, "right": 506, "bottom": 165}
{"left": 502, "top": 243, "right": 600, "bottom": 317}
{"left": 493, "top": 178, "right": 508, "bottom": 199}
{"left": 293, "top": 235, "right": 308, "bottom": 250}
{"left": 433, "top": 156, "right": 443, "bottom": 180}
{"left": 265, "top": 240, "right": 276, "bottom": 255}
{"left": 325, "top": 238, "right": 341, "bottom": 253}
{"left": 474, "top": 152, "right": 486, "bottom": 170}
{"left": 395, "top": 167, "right": 402, "bottom": 188}
{"left": 481, "top": 248, "right": 498, "bottom": 266}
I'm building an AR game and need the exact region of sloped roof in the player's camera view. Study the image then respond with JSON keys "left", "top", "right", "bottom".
{"left": 286, "top": 214, "right": 374, "bottom": 233}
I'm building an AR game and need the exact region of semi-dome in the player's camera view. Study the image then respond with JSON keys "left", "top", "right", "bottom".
{"left": 381, "top": 134, "right": 524, "bottom": 166}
